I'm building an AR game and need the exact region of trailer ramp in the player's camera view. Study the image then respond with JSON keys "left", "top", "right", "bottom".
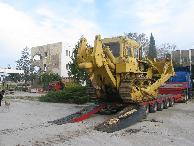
{"left": 48, "top": 103, "right": 107, "bottom": 125}
{"left": 95, "top": 105, "right": 146, "bottom": 133}
{"left": 49, "top": 103, "right": 146, "bottom": 133}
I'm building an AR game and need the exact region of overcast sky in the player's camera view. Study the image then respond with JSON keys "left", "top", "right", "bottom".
{"left": 0, "top": 0, "right": 194, "bottom": 67}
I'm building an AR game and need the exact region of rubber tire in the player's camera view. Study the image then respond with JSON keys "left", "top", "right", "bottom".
{"left": 183, "top": 90, "right": 189, "bottom": 103}
{"left": 188, "top": 90, "right": 192, "bottom": 99}
{"left": 164, "top": 99, "right": 169, "bottom": 109}
{"left": 169, "top": 98, "right": 174, "bottom": 107}
{"left": 145, "top": 105, "right": 149, "bottom": 115}
{"left": 186, "top": 88, "right": 191, "bottom": 99}
{"left": 149, "top": 102, "right": 157, "bottom": 113}
{"left": 157, "top": 102, "right": 164, "bottom": 111}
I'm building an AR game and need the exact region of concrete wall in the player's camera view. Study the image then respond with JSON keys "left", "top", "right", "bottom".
{"left": 172, "top": 49, "right": 192, "bottom": 66}
{"left": 172, "top": 50, "right": 181, "bottom": 64}
{"left": 31, "top": 42, "right": 73, "bottom": 77}
{"left": 31, "top": 42, "right": 62, "bottom": 76}
{"left": 181, "top": 50, "right": 190, "bottom": 66}
{"left": 61, "top": 44, "right": 72, "bottom": 77}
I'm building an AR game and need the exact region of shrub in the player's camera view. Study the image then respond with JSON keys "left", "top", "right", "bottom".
{"left": 39, "top": 85, "right": 90, "bottom": 104}
{"left": 40, "top": 72, "right": 62, "bottom": 90}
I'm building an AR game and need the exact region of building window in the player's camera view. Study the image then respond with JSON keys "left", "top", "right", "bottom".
{"left": 182, "top": 57, "right": 189, "bottom": 63}
{"left": 44, "top": 52, "right": 48, "bottom": 58}
{"left": 174, "top": 57, "right": 180, "bottom": 63}
{"left": 33, "top": 54, "right": 42, "bottom": 61}
{"left": 66, "top": 50, "right": 68, "bottom": 56}
{"left": 191, "top": 56, "right": 194, "bottom": 62}
{"left": 34, "top": 66, "right": 41, "bottom": 73}
{"left": 69, "top": 51, "right": 70, "bottom": 56}
{"left": 66, "top": 64, "right": 69, "bottom": 70}
{"left": 44, "top": 64, "right": 47, "bottom": 71}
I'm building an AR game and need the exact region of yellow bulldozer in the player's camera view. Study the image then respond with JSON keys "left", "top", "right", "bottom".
{"left": 50, "top": 35, "right": 175, "bottom": 133}
{"left": 77, "top": 35, "right": 174, "bottom": 103}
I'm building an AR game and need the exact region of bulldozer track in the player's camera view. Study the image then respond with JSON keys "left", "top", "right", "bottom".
{"left": 95, "top": 104, "right": 146, "bottom": 133}
{"left": 119, "top": 81, "right": 132, "bottom": 102}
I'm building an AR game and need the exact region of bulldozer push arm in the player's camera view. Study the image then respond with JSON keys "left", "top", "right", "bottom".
{"left": 77, "top": 35, "right": 175, "bottom": 103}
{"left": 78, "top": 35, "right": 117, "bottom": 88}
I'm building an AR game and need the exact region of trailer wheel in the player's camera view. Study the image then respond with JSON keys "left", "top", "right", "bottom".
{"left": 169, "top": 98, "right": 174, "bottom": 107}
{"left": 149, "top": 102, "right": 157, "bottom": 113}
{"left": 186, "top": 88, "right": 191, "bottom": 99}
{"left": 183, "top": 90, "right": 189, "bottom": 103}
{"left": 164, "top": 99, "right": 169, "bottom": 109}
{"left": 188, "top": 90, "right": 192, "bottom": 99}
{"left": 157, "top": 102, "right": 164, "bottom": 111}
{"left": 144, "top": 105, "right": 149, "bottom": 116}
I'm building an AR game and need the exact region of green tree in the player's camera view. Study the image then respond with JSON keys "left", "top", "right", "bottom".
{"left": 7, "top": 73, "right": 21, "bottom": 82}
{"left": 68, "top": 42, "right": 89, "bottom": 84}
{"left": 157, "top": 43, "right": 176, "bottom": 59}
{"left": 41, "top": 72, "right": 62, "bottom": 89}
{"left": 125, "top": 32, "right": 149, "bottom": 57}
{"left": 16, "top": 47, "right": 33, "bottom": 84}
{"left": 148, "top": 33, "right": 157, "bottom": 59}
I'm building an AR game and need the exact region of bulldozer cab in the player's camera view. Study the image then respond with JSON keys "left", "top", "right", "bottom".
{"left": 102, "top": 37, "right": 122, "bottom": 58}
{"left": 104, "top": 42, "right": 120, "bottom": 57}
{"left": 102, "top": 37, "right": 140, "bottom": 59}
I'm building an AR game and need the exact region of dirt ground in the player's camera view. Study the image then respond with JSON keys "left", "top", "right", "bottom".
{"left": 0, "top": 96, "right": 194, "bottom": 146}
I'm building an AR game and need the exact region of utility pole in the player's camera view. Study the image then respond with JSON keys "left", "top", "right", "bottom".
{"left": 179, "top": 50, "right": 182, "bottom": 66}
{"left": 189, "top": 49, "right": 192, "bottom": 73}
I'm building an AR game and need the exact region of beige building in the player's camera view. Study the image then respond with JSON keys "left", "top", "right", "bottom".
{"left": 31, "top": 42, "right": 72, "bottom": 77}
{"left": 172, "top": 49, "right": 194, "bottom": 67}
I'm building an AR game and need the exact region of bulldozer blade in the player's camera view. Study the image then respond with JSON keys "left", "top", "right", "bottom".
{"left": 95, "top": 105, "right": 146, "bottom": 133}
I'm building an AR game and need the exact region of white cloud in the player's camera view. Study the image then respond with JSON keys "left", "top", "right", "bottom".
{"left": 0, "top": 2, "right": 100, "bottom": 67}
{"left": 110, "top": 0, "right": 194, "bottom": 49}
{"left": 138, "top": 0, "right": 194, "bottom": 49}
{"left": 80, "top": 0, "right": 95, "bottom": 3}
{"left": 136, "top": 0, "right": 170, "bottom": 26}
{"left": 35, "top": 7, "right": 55, "bottom": 19}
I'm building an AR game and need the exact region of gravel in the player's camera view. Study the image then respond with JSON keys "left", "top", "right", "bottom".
{"left": 0, "top": 99, "right": 194, "bottom": 146}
